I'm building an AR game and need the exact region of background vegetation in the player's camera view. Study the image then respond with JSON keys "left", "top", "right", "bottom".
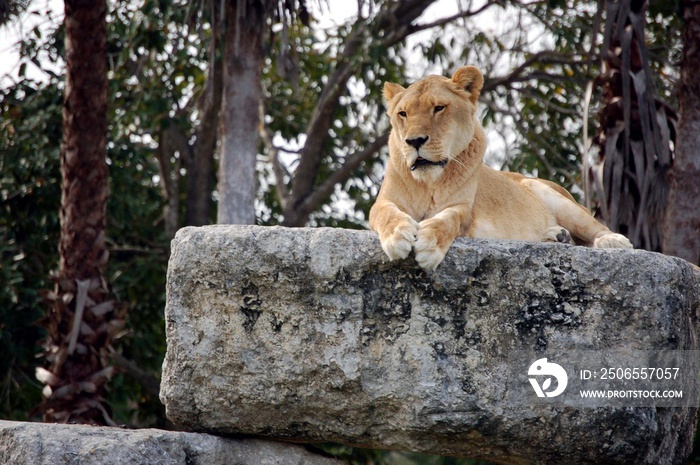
{"left": 0, "top": 0, "right": 694, "bottom": 463}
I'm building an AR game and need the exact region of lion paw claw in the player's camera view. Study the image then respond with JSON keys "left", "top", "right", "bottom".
{"left": 381, "top": 218, "right": 419, "bottom": 261}
{"left": 542, "top": 226, "right": 572, "bottom": 244}
{"left": 414, "top": 224, "right": 447, "bottom": 271}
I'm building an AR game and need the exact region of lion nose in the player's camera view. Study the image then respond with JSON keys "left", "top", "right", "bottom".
{"left": 406, "top": 136, "right": 429, "bottom": 150}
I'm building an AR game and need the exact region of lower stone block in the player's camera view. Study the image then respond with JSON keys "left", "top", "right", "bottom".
{"left": 0, "top": 420, "right": 342, "bottom": 465}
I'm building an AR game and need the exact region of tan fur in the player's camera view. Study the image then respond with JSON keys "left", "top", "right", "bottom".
{"left": 369, "top": 66, "right": 633, "bottom": 270}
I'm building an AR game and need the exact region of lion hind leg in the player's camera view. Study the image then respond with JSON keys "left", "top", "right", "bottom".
{"left": 523, "top": 179, "right": 632, "bottom": 249}
{"left": 542, "top": 226, "right": 572, "bottom": 244}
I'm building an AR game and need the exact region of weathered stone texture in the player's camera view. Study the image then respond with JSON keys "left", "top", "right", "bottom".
{"left": 0, "top": 420, "right": 342, "bottom": 465}
{"left": 160, "top": 225, "right": 700, "bottom": 465}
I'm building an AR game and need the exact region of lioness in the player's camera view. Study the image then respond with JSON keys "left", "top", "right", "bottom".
{"left": 369, "top": 66, "right": 633, "bottom": 271}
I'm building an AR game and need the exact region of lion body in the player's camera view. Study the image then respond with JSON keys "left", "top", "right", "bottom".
{"left": 369, "top": 66, "right": 632, "bottom": 270}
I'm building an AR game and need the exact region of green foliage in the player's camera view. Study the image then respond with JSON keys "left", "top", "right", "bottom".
{"left": 0, "top": 77, "right": 62, "bottom": 420}
{"left": 108, "top": 0, "right": 209, "bottom": 137}
{"left": 261, "top": 18, "right": 406, "bottom": 228}
{"left": 104, "top": 134, "right": 169, "bottom": 427}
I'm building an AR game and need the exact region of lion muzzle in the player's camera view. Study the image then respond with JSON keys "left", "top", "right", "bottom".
{"left": 411, "top": 157, "right": 448, "bottom": 171}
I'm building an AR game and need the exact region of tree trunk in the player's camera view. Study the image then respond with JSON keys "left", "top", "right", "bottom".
{"left": 217, "top": 0, "right": 266, "bottom": 225}
{"left": 185, "top": 68, "right": 221, "bottom": 226}
{"left": 38, "top": 0, "right": 122, "bottom": 425}
{"left": 662, "top": 2, "right": 700, "bottom": 265}
{"left": 185, "top": 13, "right": 223, "bottom": 227}
{"left": 156, "top": 127, "right": 181, "bottom": 240}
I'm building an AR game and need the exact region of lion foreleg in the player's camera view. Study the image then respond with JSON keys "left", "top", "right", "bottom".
{"left": 592, "top": 231, "right": 634, "bottom": 249}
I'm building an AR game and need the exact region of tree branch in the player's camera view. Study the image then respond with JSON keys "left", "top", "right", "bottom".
{"left": 110, "top": 352, "right": 160, "bottom": 398}
{"left": 408, "top": 1, "right": 501, "bottom": 35}
{"left": 285, "top": 0, "right": 436, "bottom": 225}
{"left": 156, "top": 126, "right": 187, "bottom": 240}
{"left": 288, "top": 24, "right": 369, "bottom": 208}
{"left": 519, "top": 88, "right": 579, "bottom": 115}
{"left": 185, "top": 14, "right": 223, "bottom": 227}
{"left": 259, "top": 101, "right": 291, "bottom": 209}
{"left": 484, "top": 51, "right": 588, "bottom": 92}
{"left": 297, "top": 132, "right": 390, "bottom": 222}
{"left": 481, "top": 95, "right": 555, "bottom": 175}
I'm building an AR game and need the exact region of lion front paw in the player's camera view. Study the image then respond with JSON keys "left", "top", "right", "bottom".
{"left": 593, "top": 232, "right": 633, "bottom": 249}
{"left": 414, "top": 220, "right": 450, "bottom": 271}
{"left": 380, "top": 217, "right": 419, "bottom": 261}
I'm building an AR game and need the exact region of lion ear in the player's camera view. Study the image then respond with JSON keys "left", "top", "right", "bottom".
{"left": 451, "top": 66, "right": 484, "bottom": 103}
{"left": 383, "top": 82, "right": 406, "bottom": 104}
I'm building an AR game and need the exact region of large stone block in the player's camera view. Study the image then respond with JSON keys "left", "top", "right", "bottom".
{"left": 0, "top": 420, "right": 343, "bottom": 465}
{"left": 160, "top": 225, "right": 700, "bottom": 465}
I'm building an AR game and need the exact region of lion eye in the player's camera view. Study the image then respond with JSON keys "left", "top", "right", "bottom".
{"left": 398, "top": 110, "right": 407, "bottom": 118}
{"left": 434, "top": 105, "right": 446, "bottom": 114}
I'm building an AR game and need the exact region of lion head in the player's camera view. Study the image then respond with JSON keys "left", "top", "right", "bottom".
{"left": 383, "top": 66, "right": 485, "bottom": 183}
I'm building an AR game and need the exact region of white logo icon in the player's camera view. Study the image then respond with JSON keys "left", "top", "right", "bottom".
{"left": 528, "top": 358, "right": 568, "bottom": 398}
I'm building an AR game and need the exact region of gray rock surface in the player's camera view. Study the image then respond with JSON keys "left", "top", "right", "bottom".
{"left": 0, "top": 419, "right": 343, "bottom": 465}
{"left": 160, "top": 225, "right": 700, "bottom": 465}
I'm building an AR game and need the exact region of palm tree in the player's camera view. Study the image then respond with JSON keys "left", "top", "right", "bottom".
{"left": 591, "top": 0, "right": 676, "bottom": 252}
{"left": 37, "top": 0, "right": 123, "bottom": 425}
